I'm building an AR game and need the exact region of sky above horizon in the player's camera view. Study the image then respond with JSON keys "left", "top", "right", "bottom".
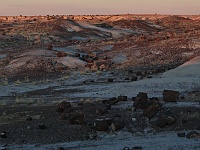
{"left": 0, "top": 0, "right": 199, "bottom": 16}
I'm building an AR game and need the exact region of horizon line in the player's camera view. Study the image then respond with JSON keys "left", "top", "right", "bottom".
{"left": 0, "top": 13, "right": 200, "bottom": 17}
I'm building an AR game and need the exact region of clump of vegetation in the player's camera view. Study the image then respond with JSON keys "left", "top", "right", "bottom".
{"left": 14, "top": 80, "right": 23, "bottom": 86}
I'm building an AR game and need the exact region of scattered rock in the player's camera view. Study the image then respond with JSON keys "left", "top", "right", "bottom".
{"left": 57, "top": 147, "right": 65, "bottom": 150}
{"left": 27, "top": 126, "right": 32, "bottom": 130}
{"left": 134, "top": 132, "right": 144, "bottom": 137}
{"left": 88, "top": 133, "right": 96, "bottom": 139}
{"left": 123, "top": 147, "right": 130, "bottom": 150}
{"left": 39, "top": 123, "right": 46, "bottom": 129}
{"left": 131, "top": 76, "right": 137, "bottom": 81}
{"left": 0, "top": 132, "right": 6, "bottom": 138}
{"left": 165, "top": 116, "right": 175, "bottom": 125}
{"left": 47, "top": 45, "right": 53, "bottom": 50}
{"left": 132, "top": 118, "right": 137, "bottom": 122}
{"left": 56, "top": 51, "right": 67, "bottom": 57}
{"left": 147, "top": 76, "right": 152, "bottom": 78}
{"left": 186, "top": 131, "right": 200, "bottom": 139}
{"left": 163, "top": 90, "right": 179, "bottom": 102}
{"left": 177, "top": 132, "right": 186, "bottom": 137}
{"left": 26, "top": 116, "right": 33, "bottom": 121}
{"left": 0, "top": 147, "right": 6, "bottom": 150}
{"left": 132, "top": 146, "right": 143, "bottom": 149}
{"left": 75, "top": 53, "right": 80, "bottom": 57}
{"left": 124, "top": 77, "right": 129, "bottom": 80}
{"left": 107, "top": 78, "right": 114, "bottom": 82}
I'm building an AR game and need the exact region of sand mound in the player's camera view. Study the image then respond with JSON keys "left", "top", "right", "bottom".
{"left": 162, "top": 56, "right": 200, "bottom": 77}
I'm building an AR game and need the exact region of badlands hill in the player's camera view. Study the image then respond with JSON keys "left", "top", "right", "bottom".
{"left": 0, "top": 14, "right": 200, "bottom": 82}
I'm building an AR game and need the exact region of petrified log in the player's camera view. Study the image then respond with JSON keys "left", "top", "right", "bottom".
{"left": 111, "top": 119, "right": 125, "bottom": 131}
{"left": 143, "top": 104, "right": 160, "bottom": 119}
{"left": 163, "top": 90, "right": 179, "bottom": 102}
{"left": 95, "top": 119, "right": 109, "bottom": 131}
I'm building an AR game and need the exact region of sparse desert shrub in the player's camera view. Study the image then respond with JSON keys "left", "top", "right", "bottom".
{"left": 1, "top": 80, "right": 8, "bottom": 86}
{"left": 36, "top": 99, "right": 45, "bottom": 105}
{"left": 0, "top": 101, "right": 8, "bottom": 106}
{"left": 14, "top": 80, "right": 23, "bottom": 86}
{"left": 15, "top": 97, "right": 26, "bottom": 104}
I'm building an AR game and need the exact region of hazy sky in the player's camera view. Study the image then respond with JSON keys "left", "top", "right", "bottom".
{"left": 0, "top": 0, "right": 199, "bottom": 16}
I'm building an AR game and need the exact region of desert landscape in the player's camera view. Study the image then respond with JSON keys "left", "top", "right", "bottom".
{"left": 0, "top": 14, "right": 200, "bottom": 150}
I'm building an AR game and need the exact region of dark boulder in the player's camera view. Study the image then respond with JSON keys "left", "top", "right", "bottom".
{"left": 163, "top": 90, "right": 179, "bottom": 102}
{"left": 143, "top": 104, "right": 160, "bottom": 119}
{"left": 95, "top": 119, "right": 109, "bottom": 131}
{"left": 133, "top": 92, "right": 149, "bottom": 109}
